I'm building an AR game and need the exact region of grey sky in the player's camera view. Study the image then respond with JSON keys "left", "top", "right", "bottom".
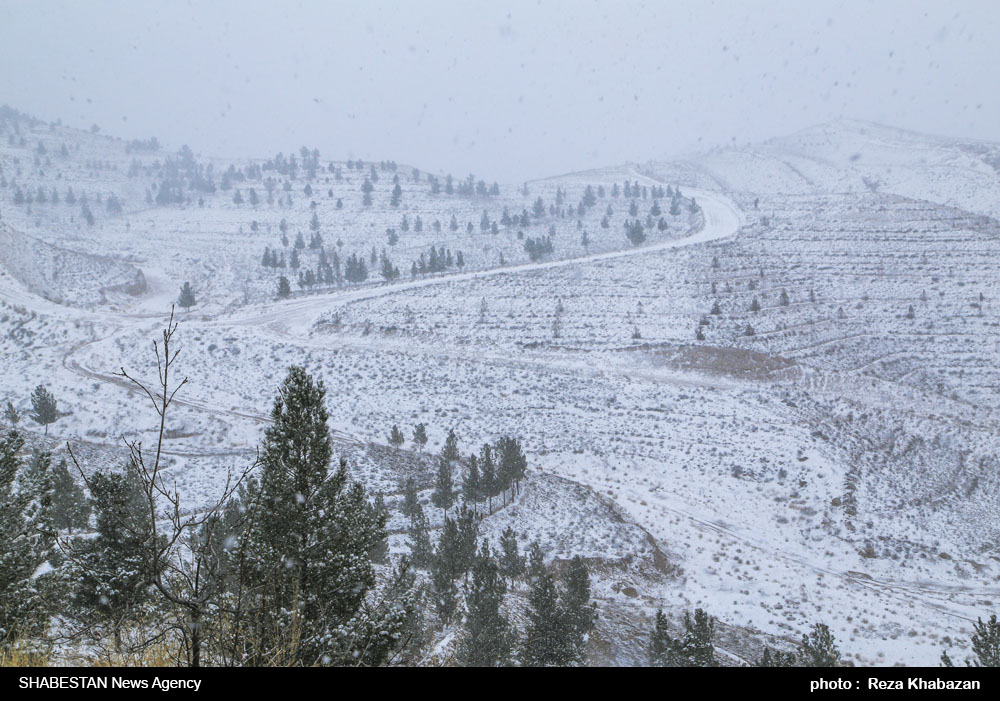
{"left": 1, "top": 0, "right": 998, "bottom": 181}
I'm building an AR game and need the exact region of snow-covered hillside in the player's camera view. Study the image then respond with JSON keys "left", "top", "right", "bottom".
{"left": 2, "top": 108, "right": 998, "bottom": 666}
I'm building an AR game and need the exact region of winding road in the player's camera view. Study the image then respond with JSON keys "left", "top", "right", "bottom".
{"left": 4, "top": 180, "right": 991, "bottom": 664}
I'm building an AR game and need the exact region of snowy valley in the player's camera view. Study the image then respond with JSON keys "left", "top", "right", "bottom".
{"left": 1, "top": 106, "right": 999, "bottom": 667}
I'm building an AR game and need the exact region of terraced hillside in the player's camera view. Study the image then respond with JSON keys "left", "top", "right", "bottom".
{"left": 2, "top": 108, "right": 998, "bottom": 665}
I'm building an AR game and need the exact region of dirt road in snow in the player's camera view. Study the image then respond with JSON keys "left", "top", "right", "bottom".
{"left": 216, "top": 185, "right": 744, "bottom": 329}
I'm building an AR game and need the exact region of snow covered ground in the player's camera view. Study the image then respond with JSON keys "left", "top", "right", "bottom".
{"left": 2, "top": 111, "right": 998, "bottom": 665}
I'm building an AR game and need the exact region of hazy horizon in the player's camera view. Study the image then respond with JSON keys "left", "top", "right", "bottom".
{"left": 2, "top": 0, "right": 999, "bottom": 181}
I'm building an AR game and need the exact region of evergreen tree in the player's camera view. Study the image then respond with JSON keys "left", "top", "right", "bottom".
{"left": 455, "top": 507, "right": 479, "bottom": 578}
{"left": 401, "top": 476, "right": 420, "bottom": 520}
{"left": 388, "top": 424, "right": 405, "bottom": 449}
{"left": 178, "top": 281, "right": 197, "bottom": 310}
{"left": 479, "top": 443, "right": 498, "bottom": 513}
{"left": 943, "top": 614, "right": 1000, "bottom": 667}
{"left": 243, "top": 366, "right": 389, "bottom": 665}
{"left": 353, "top": 558, "right": 423, "bottom": 667}
{"left": 757, "top": 647, "right": 798, "bottom": 667}
{"left": 431, "top": 517, "right": 461, "bottom": 621}
{"left": 625, "top": 219, "right": 646, "bottom": 246}
{"left": 498, "top": 526, "right": 525, "bottom": 581}
{"left": 561, "top": 556, "right": 596, "bottom": 664}
{"left": 276, "top": 276, "right": 291, "bottom": 299}
{"left": 50, "top": 458, "right": 90, "bottom": 533}
{"left": 442, "top": 428, "right": 460, "bottom": 464}
{"left": 70, "top": 459, "right": 153, "bottom": 624}
{"left": 799, "top": 622, "right": 841, "bottom": 667}
{"left": 495, "top": 435, "right": 527, "bottom": 501}
{"left": 673, "top": 609, "right": 717, "bottom": 667}
{"left": 648, "top": 608, "right": 717, "bottom": 666}
{"left": 522, "top": 543, "right": 566, "bottom": 666}
{"left": 3, "top": 402, "right": 19, "bottom": 426}
{"left": 369, "top": 493, "right": 390, "bottom": 564}
{"left": 412, "top": 423, "right": 428, "bottom": 451}
{"left": 0, "top": 431, "right": 57, "bottom": 650}
{"left": 458, "top": 541, "right": 513, "bottom": 667}
{"left": 464, "top": 454, "right": 481, "bottom": 512}
{"left": 431, "top": 456, "right": 455, "bottom": 515}
{"left": 649, "top": 608, "right": 672, "bottom": 667}
{"left": 970, "top": 615, "right": 1000, "bottom": 667}
{"left": 28, "top": 385, "right": 57, "bottom": 435}
{"left": 406, "top": 502, "right": 434, "bottom": 569}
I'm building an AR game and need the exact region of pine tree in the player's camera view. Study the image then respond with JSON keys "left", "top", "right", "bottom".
{"left": 388, "top": 424, "right": 405, "bottom": 449}
{"left": 277, "top": 276, "right": 291, "bottom": 299}
{"left": 495, "top": 435, "right": 527, "bottom": 501}
{"left": 28, "top": 385, "right": 58, "bottom": 435}
{"left": 178, "top": 281, "right": 197, "bottom": 310}
{"left": 561, "top": 556, "right": 596, "bottom": 664}
{"left": 0, "top": 431, "right": 57, "bottom": 650}
{"left": 406, "top": 502, "right": 434, "bottom": 569}
{"left": 442, "top": 428, "right": 460, "bottom": 463}
{"left": 350, "top": 557, "right": 422, "bottom": 667}
{"left": 50, "top": 458, "right": 90, "bottom": 533}
{"left": 412, "top": 423, "right": 428, "bottom": 451}
{"left": 431, "top": 517, "right": 462, "bottom": 621}
{"left": 675, "top": 609, "right": 717, "bottom": 667}
{"left": 757, "top": 647, "right": 798, "bottom": 667}
{"left": 456, "top": 507, "right": 479, "bottom": 577}
{"left": 970, "top": 615, "right": 1000, "bottom": 667}
{"left": 479, "top": 443, "right": 498, "bottom": 513}
{"left": 70, "top": 459, "right": 153, "bottom": 623}
{"left": 3, "top": 402, "right": 18, "bottom": 426}
{"left": 369, "top": 493, "right": 390, "bottom": 564}
{"left": 522, "top": 543, "right": 567, "bottom": 666}
{"left": 648, "top": 608, "right": 717, "bottom": 666}
{"left": 799, "top": 622, "right": 841, "bottom": 667}
{"left": 401, "top": 476, "right": 420, "bottom": 520}
{"left": 498, "top": 526, "right": 525, "bottom": 580}
{"left": 458, "top": 541, "right": 513, "bottom": 667}
{"left": 431, "top": 456, "right": 455, "bottom": 515}
{"left": 244, "top": 366, "right": 389, "bottom": 665}
{"left": 649, "top": 608, "right": 672, "bottom": 667}
{"left": 942, "top": 614, "right": 999, "bottom": 667}
{"left": 464, "top": 454, "right": 481, "bottom": 512}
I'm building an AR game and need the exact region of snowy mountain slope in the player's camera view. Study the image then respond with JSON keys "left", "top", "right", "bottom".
{"left": 2, "top": 107, "right": 1000, "bottom": 665}
{"left": 635, "top": 120, "right": 1000, "bottom": 220}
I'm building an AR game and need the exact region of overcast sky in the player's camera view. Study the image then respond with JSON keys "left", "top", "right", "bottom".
{"left": 1, "top": 0, "right": 998, "bottom": 181}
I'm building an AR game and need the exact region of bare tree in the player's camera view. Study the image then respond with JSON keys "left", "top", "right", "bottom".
{"left": 65, "top": 307, "right": 257, "bottom": 666}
